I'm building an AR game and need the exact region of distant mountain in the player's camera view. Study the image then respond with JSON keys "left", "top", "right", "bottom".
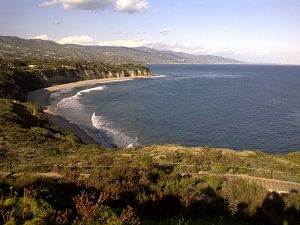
{"left": 0, "top": 36, "right": 243, "bottom": 64}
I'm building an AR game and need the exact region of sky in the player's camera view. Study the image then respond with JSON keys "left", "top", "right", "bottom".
{"left": 0, "top": 0, "right": 300, "bottom": 64}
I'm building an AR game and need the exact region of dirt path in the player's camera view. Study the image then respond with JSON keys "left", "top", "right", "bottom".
{"left": 192, "top": 172, "right": 300, "bottom": 193}
{"left": 224, "top": 174, "right": 300, "bottom": 193}
{"left": 2, "top": 171, "right": 299, "bottom": 193}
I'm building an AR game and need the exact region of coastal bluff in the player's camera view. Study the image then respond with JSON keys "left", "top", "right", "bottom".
{"left": 44, "top": 66, "right": 152, "bottom": 84}
{"left": 0, "top": 58, "right": 152, "bottom": 100}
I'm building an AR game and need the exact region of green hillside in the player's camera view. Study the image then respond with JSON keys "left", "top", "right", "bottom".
{"left": 0, "top": 36, "right": 243, "bottom": 64}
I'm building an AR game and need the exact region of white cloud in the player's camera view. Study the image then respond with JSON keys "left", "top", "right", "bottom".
{"left": 98, "top": 39, "right": 149, "bottom": 47}
{"left": 57, "top": 35, "right": 95, "bottom": 45}
{"left": 115, "top": 0, "right": 148, "bottom": 13}
{"left": 39, "top": 0, "right": 113, "bottom": 10}
{"left": 112, "top": 31, "right": 146, "bottom": 35}
{"left": 39, "top": 0, "right": 57, "bottom": 7}
{"left": 96, "top": 39, "right": 210, "bottom": 52}
{"left": 39, "top": 0, "right": 148, "bottom": 13}
{"left": 145, "top": 41, "right": 202, "bottom": 53}
{"left": 112, "top": 31, "right": 129, "bottom": 35}
{"left": 96, "top": 39, "right": 205, "bottom": 51}
{"left": 31, "top": 34, "right": 49, "bottom": 40}
{"left": 160, "top": 28, "right": 169, "bottom": 36}
{"left": 136, "top": 31, "right": 146, "bottom": 35}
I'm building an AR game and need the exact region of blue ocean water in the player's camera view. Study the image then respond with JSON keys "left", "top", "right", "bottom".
{"left": 55, "top": 64, "right": 300, "bottom": 153}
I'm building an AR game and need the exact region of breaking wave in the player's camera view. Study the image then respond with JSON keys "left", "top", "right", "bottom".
{"left": 75, "top": 86, "right": 106, "bottom": 98}
{"left": 54, "top": 85, "right": 135, "bottom": 147}
{"left": 91, "top": 112, "right": 136, "bottom": 147}
{"left": 57, "top": 85, "right": 106, "bottom": 110}
{"left": 151, "top": 74, "right": 167, "bottom": 78}
{"left": 50, "top": 88, "right": 72, "bottom": 100}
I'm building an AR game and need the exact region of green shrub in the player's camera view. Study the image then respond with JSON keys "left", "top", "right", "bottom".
{"left": 23, "top": 218, "right": 46, "bottom": 225}
{"left": 29, "top": 198, "right": 53, "bottom": 219}
{"left": 202, "top": 176, "right": 223, "bottom": 191}
{"left": 30, "top": 127, "right": 51, "bottom": 137}
{"left": 0, "top": 198, "right": 17, "bottom": 208}
{"left": 221, "top": 179, "right": 267, "bottom": 216}
{"left": 91, "top": 206, "right": 122, "bottom": 225}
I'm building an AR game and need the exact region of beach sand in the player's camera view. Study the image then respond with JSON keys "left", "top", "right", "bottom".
{"left": 27, "top": 77, "right": 149, "bottom": 145}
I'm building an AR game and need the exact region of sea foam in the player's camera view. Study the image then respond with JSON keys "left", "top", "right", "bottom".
{"left": 54, "top": 85, "right": 135, "bottom": 147}
{"left": 151, "top": 74, "right": 167, "bottom": 78}
{"left": 50, "top": 88, "right": 72, "bottom": 100}
{"left": 91, "top": 112, "right": 136, "bottom": 147}
{"left": 57, "top": 85, "right": 106, "bottom": 110}
{"left": 75, "top": 86, "right": 106, "bottom": 98}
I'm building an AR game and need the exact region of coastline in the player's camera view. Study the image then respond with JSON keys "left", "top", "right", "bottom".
{"left": 27, "top": 76, "right": 150, "bottom": 146}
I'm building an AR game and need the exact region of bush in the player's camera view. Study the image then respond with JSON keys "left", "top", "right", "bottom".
{"left": 221, "top": 179, "right": 267, "bottom": 216}
{"left": 0, "top": 197, "right": 53, "bottom": 224}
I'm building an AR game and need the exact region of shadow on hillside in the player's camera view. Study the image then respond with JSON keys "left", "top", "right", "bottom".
{"left": 223, "top": 191, "right": 300, "bottom": 225}
{"left": 255, "top": 192, "right": 300, "bottom": 225}
{"left": 125, "top": 187, "right": 300, "bottom": 225}
{"left": 2, "top": 175, "right": 300, "bottom": 225}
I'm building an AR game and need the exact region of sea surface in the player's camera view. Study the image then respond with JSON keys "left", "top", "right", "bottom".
{"left": 52, "top": 64, "right": 300, "bottom": 153}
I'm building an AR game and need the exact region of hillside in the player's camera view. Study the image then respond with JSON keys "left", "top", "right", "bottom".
{"left": 0, "top": 36, "right": 243, "bottom": 64}
{"left": 0, "top": 98, "right": 300, "bottom": 225}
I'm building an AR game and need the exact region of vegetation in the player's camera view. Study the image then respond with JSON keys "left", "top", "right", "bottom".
{"left": 0, "top": 166, "right": 300, "bottom": 224}
{"left": 0, "top": 56, "right": 299, "bottom": 224}
{"left": 0, "top": 35, "right": 242, "bottom": 64}
{"left": 0, "top": 58, "right": 151, "bottom": 100}
{"left": 0, "top": 98, "right": 300, "bottom": 224}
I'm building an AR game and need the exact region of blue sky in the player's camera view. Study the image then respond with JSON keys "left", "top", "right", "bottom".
{"left": 1, "top": 0, "right": 300, "bottom": 64}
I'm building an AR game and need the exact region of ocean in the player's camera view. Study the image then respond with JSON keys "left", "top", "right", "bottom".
{"left": 51, "top": 64, "right": 300, "bottom": 153}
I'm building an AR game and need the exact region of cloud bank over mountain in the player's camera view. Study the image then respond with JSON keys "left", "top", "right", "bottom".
{"left": 57, "top": 35, "right": 96, "bottom": 45}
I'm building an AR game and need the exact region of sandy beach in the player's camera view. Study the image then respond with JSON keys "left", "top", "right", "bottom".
{"left": 27, "top": 76, "right": 149, "bottom": 145}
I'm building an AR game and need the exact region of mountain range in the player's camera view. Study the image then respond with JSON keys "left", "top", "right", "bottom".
{"left": 0, "top": 36, "right": 243, "bottom": 64}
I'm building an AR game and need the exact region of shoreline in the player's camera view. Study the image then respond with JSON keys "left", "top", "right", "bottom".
{"left": 27, "top": 76, "right": 150, "bottom": 146}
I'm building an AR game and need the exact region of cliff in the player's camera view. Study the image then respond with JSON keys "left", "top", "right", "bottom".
{"left": 0, "top": 59, "right": 152, "bottom": 100}
{"left": 41, "top": 67, "right": 151, "bottom": 85}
